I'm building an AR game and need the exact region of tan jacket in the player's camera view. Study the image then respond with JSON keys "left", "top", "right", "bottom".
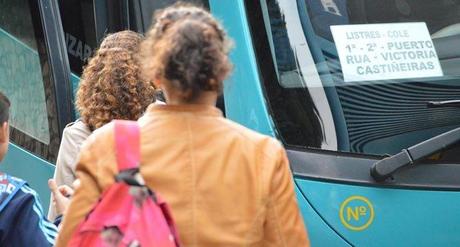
{"left": 56, "top": 104, "right": 310, "bottom": 247}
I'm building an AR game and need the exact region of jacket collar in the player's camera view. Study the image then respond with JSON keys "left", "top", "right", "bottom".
{"left": 146, "top": 103, "right": 223, "bottom": 117}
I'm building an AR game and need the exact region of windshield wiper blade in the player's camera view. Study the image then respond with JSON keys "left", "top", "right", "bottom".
{"left": 371, "top": 126, "right": 460, "bottom": 181}
{"left": 427, "top": 100, "right": 460, "bottom": 108}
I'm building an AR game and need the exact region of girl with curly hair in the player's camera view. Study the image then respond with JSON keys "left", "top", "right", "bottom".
{"left": 56, "top": 4, "right": 309, "bottom": 246}
{"left": 48, "top": 30, "right": 156, "bottom": 220}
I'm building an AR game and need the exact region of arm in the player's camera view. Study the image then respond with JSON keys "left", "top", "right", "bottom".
{"left": 55, "top": 170, "right": 100, "bottom": 247}
{"left": 263, "top": 146, "right": 310, "bottom": 247}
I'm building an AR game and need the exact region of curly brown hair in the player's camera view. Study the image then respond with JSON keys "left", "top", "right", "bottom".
{"left": 140, "top": 4, "right": 232, "bottom": 101}
{"left": 76, "top": 30, "right": 156, "bottom": 131}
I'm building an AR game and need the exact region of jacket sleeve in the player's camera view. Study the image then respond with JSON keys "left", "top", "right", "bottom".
{"left": 55, "top": 124, "right": 117, "bottom": 247}
{"left": 6, "top": 185, "right": 58, "bottom": 246}
{"left": 263, "top": 145, "right": 310, "bottom": 247}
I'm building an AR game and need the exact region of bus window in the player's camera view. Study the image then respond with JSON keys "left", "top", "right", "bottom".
{"left": 0, "top": 0, "right": 60, "bottom": 162}
{"left": 247, "top": 0, "right": 460, "bottom": 159}
{"left": 57, "top": 0, "right": 210, "bottom": 77}
{"left": 128, "top": 0, "right": 210, "bottom": 34}
{"left": 57, "top": 0, "right": 97, "bottom": 76}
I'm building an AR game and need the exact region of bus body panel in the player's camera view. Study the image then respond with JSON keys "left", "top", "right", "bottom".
{"left": 210, "top": 0, "right": 350, "bottom": 243}
{"left": 295, "top": 187, "right": 351, "bottom": 246}
{"left": 213, "top": 0, "right": 460, "bottom": 245}
{"left": 209, "top": 0, "right": 276, "bottom": 137}
{"left": 297, "top": 179, "right": 460, "bottom": 246}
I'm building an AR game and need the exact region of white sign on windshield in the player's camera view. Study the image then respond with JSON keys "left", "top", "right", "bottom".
{"left": 331, "top": 22, "right": 443, "bottom": 82}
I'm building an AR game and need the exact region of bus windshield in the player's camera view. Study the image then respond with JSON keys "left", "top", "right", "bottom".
{"left": 253, "top": 0, "right": 460, "bottom": 157}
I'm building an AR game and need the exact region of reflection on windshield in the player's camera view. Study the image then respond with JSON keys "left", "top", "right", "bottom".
{"left": 306, "top": 0, "right": 460, "bottom": 41}
{"left": 263, "top": 0, "right": 327, "bottom": 149}
{"left": 348, "top": 0, "right": 460, "bottom": 35}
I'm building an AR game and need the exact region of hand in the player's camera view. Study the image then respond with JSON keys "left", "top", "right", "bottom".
{"left": 48, "top": 179, "right": 74, "bottom": 216}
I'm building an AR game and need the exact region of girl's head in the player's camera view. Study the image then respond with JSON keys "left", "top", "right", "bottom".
{"left": 76, "top": 30, "right": 156, "bottom": 131}
{"left": 141, "top": 4, "right": 232, "bottom": 103}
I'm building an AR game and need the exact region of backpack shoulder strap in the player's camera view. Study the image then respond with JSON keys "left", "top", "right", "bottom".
{"left": 114, "top": 120, "right": 140, "bottom": 171}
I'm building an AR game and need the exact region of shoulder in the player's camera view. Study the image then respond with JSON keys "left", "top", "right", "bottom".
{"left": 61, "top": 120, "right": 92, "bottom": 149}
{"left": 11, "top": 184, "right": 37, "bottom": 203}
{"left": 58, "top": 120, "right": 92, "bottom": 158}
{"left": 85, "top": 121, "right": 115, "bottom": 146}
{"left": 78, "top": 122, "right": 115, "bottom": 162}
{"left": 0, "top": 173, "right": 25, "bottom": 194}
{"left": 0, "top": 173, "right": 25, "bottom": 185}
{"left": 78, "top": 121, "right": 116, "bottom": 166}
{"left": 63, "top": 120, "right": 91, "bottom": 138}
{"left": 88, "top": 120, "right": 139, "bottom": 143}
{"left": 0, "top": 173, "right": 25, "bottom": 204}
{"left": 75, "top": 122, "right": 118, "bottom": 189}
{"left": 3, "top": 183, "right": 39, "bottom": 213}
{"left": 216, "top": 118, "right": 284, "bottom": 159}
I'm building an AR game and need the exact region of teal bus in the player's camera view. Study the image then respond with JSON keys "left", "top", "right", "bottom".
{"left": 1, "top": 0, "right": 459, "bottom": 246}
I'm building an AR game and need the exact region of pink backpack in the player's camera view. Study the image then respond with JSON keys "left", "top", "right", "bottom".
{"left": 69, "top": 120, "right": 180, "bottom": 247}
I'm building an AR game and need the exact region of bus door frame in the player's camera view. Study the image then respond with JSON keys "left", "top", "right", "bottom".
{"left": 38, "top": 0, "right": 74, "bottom": 136}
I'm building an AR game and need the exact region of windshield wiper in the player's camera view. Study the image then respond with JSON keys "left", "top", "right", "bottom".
{"left": 371, "top": 126, "right": 460, "bottom": 181}
{"left": 427, "top": 100, "right": 460, "bottom": 108}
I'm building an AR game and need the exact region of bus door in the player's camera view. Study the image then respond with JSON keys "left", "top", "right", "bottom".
{"left": 0, "top": 0, "right": 73, "bottom": 210}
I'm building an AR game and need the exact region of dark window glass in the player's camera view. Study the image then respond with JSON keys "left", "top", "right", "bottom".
{"left": 246, "top": 0, "right": 460, "bottom": 160}
{"left": 58, "top": 0, "right": 209, "bottom": 75}
{"left": 0, "top": 0, "right": 60, "bottom": 162}
{"left": 128, "top": 0, "right": 210, "bottom": 34}
{"left": 58, "top": 0, "right": 97, "bottom": 76}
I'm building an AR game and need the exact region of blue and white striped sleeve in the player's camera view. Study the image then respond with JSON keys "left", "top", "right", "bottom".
{"left": 5, "top": 185, "right": 58, "bottom": 246}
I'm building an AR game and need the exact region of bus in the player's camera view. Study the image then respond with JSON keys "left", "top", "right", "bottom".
{"left": 1, "top": 0, "right": 459, "bottom": 246}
